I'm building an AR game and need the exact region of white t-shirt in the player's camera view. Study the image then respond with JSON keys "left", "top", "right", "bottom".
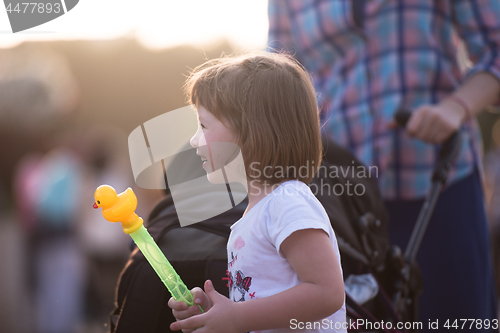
{"left": 227, "top": 180, "right": 347, "bottom": 333}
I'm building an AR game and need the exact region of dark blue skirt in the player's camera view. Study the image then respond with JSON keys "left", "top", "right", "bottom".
{"left": 385, "top": 169, "right": 498, "bottom": 332}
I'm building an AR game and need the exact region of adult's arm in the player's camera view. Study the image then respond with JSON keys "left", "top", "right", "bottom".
{"left": 408, "top": 0, "right": 500, "bottom": 143}
{"left": 449, "top": 0, "right": 500, "bottom": 115}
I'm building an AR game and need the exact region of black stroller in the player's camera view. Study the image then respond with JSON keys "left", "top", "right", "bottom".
{"left": 109, "top": 112, "right": 460, "bottom": 333}
{"left": 312, "top": 111, "right": 461, "bottom": 333}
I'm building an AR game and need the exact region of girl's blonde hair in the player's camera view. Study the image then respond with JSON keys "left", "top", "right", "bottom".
{"left": 185, "top": 52, "right": 322, "bottom": 185}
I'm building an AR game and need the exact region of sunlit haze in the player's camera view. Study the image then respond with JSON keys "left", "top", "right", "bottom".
{"left": 0, "top": 0, "right": 269, "bottom": 49}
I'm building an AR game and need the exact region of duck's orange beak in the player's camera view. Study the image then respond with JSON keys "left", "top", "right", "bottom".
{"left": 93, "top": 202, "right": 98, "bottom": 209}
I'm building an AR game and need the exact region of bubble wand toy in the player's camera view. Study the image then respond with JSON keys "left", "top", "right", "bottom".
{"left": 93, "top": 185, "right": 203, "bottom": 312}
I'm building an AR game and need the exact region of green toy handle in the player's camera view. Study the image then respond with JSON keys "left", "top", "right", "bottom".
{"left": 131, "top": 225, "right": 204, "bottom": 313}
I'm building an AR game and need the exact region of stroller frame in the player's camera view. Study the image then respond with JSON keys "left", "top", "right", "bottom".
{"left": 343, "top": 110, "right": 462, "bottom": 333}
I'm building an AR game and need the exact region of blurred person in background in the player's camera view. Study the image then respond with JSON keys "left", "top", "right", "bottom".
{"left": 15, "top": 144, "right": 86, "bottom": 333}
{"left": 0, "top": 45, "right": 78, "bottom": 211}
{"left": 0, "top": 45, "right": 85, "bottom": 333}
{"left": 268, "top": 0, "right": 499, "bottom": 330}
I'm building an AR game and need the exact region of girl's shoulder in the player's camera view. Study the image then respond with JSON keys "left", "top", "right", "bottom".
{"left": 270, "top": 180, "right": 323, "bottom": 209}
{"left": 262, "top": 180, "right": 337, "bottom": 255}
{"left": 265, "top": 180, "right": 330, "bottom": 225}
{"left": 231, "top": 180, "right": 329, "bottom": 233}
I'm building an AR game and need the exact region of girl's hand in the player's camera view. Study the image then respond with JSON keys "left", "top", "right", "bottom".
{"left": 405, "top": 99, "right": 467, "bottom": 144}
{"left": 170, "top": 280, "right": 241, "bottom": 333}
{"left": 168, "top": 283, "right": 213, "bottom": 333}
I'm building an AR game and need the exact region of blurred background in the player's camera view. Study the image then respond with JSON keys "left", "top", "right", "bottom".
{"left": 0, "top": 1, "right": 498, "bottom": 332}
{"left": 0, "top": 1, "right": 267, "bottom": 332}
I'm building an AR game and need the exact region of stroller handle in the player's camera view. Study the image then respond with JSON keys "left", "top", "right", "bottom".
{"left": 394, "top": 109, "right": 462, "bottom": 185}
{"left": 391, "top": 109, "right": 463, "bottom": 316}
{"left": 394, "top": 109, "right": 412, "bottom": 127}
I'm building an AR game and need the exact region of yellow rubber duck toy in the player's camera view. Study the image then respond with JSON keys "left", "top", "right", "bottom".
{"left": 93, "top": 185, "right": 143, "bottom": 234}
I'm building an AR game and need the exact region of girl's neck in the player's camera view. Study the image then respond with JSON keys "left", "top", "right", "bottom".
{"left": 243, "top": 180, "right": 281, "bottom": 216}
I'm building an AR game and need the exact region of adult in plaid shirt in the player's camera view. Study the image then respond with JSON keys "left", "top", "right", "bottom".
{"left": 268, "top": 0, "right": 499, "bottom": 329}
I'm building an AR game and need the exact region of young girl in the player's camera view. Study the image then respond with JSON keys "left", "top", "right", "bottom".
{"left": 168, "top": 52, "right": 346, "bottom": 333}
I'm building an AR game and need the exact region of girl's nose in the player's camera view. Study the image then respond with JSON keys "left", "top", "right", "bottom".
{"left": 190, "top": 127, "right": 202, "bottom": 148}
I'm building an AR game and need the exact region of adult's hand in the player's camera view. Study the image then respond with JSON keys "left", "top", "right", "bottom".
{"left": 405, "top": 98, "right": 467, "bottom": 144}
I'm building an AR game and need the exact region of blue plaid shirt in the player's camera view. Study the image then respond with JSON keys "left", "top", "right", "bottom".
{"left": 268, "top": 0, "right": 500, "bottom": 199}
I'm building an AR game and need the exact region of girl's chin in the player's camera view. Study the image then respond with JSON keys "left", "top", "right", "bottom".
{"left": 206, "top": 170, "right": 226, "bottom": 185}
